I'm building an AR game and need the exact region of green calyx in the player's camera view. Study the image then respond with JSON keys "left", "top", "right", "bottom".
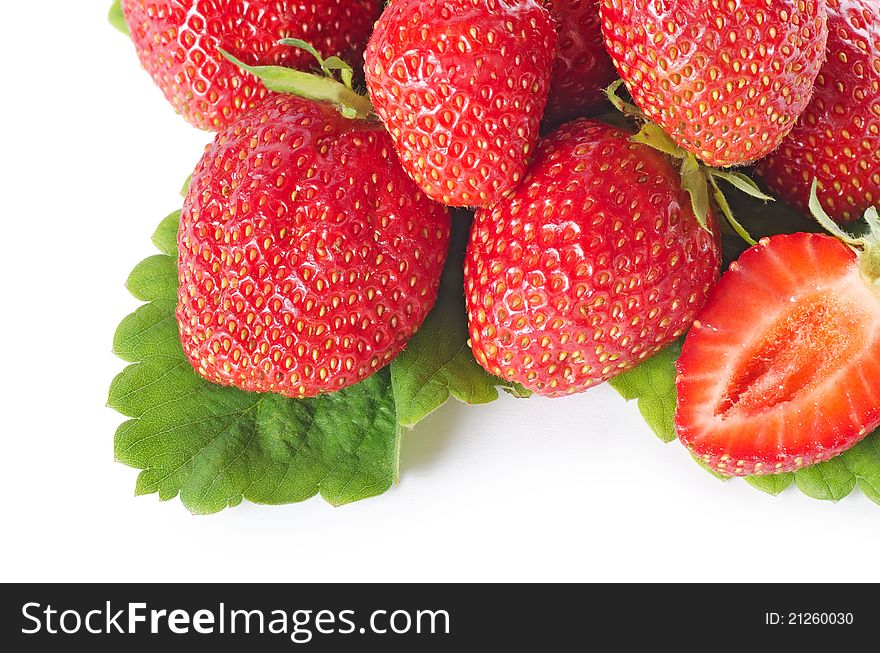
{"left": 605, "top": 80, "right": 770, "bottom": 246}
{"left": 809, "top": 180, "right": 880, "bottom": 284}
{"left": 219, "top": 39, "right": 372, "bottom": 120}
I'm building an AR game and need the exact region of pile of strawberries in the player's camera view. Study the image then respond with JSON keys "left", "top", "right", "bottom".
{"left": 117, "top": 0, "right": 879, "bottom": 479}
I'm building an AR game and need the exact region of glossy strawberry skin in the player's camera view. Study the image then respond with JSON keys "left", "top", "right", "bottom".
{"left": 676, "top": 233, "right": 880, "bottom": 476}
{"left": 545, "top": 0, "right": 618, "bottom": 127}
{"left": 756, "top": 0, "right": 880, "bottom": 223}
{"left": 464, "top": 119, "right": 721, "bottom": 397}
{"left": 178, "top": 96, "right": 451, "bottom": 398}
{"left": 122, "top": 0, "right": 382, "bottom": 131}
{"left": 364, "top": 0, "right": 557, "bottom": 208}
{"left": 599, "top": 0, "right": 829, "bottom": 167}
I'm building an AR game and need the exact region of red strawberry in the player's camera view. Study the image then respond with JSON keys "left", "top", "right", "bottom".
{"left": 756, "top": 0, "right": 880, "bottom": 223}
{"left": 178, "top": 94, "right": 451, "bottom": 397}
{"left": 544, "top": 0, "right": 618, "bottom": 126}
{"left": 121, "top": 0, "right": 382, "bottom": 130}
{"left": 599, "top": 0, "right": 829, "bottom": 167}
{"left": 364, "top": 0, "right": 558, "bottom": 208}
{"left": 464, "top": 119, "right": 721, "bottom": 397}
{"left": 676, "top": 215, "right": 880, "bottom": 475}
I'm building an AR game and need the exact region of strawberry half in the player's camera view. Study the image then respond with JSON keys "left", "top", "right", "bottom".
{"left": 121, "top": 0, "right": 382, "bottom": 130}
{"left": 465, "top": 119, "right": 721, "bottom": 397}
{"left": 676, "top": 199, "right": 880, "bottom": 475}
{"left": 364, "top": 0, "right": 557, "bottom": 208}
{"left": 755, "top": 0, "right": 880, "bottom": 223}
{"left": 599, "top": 0, "right": 829, "bottom": 167}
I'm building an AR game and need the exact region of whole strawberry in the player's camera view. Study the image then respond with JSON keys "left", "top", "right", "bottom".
{"left": 545, "top": 0, "right": 618, "bottom": 126}
{"left": 364, "top": 0, "right": 558, "bottom": 208}
{"left": 178, "top": 95, "right": 451, "bottom": 398}
{"left": 121, "top": 0, "right": 382, "bottom": 130}
{"left": 676, "top": 198, "right": 880, "bottom": 475}
{"left": 464, "top": 119, "right": 721, "bottom": 397}
{"left": 756, "top": 0, "right": 880, "bottom": 222}
{"left": 599, "top": 0, "right": 829, "bottom": 167}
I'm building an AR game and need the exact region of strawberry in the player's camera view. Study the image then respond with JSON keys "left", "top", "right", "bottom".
{"left": 121, "top": 0, "right": 382, "bottom": 130}
{"left": 464, "top": 119, "right": 721, "bottom": 397}
{"left": 599, "top": 0, "right": 829, "bottom": 167}
{"left": 177, "top": 92, "right": 451, "bottom": 397}
{"left": 676, "top": 190, "right": 880, "bottom": 475}
{"left": 756, "top": 0, "right": 880, "bottom": 223}
{"left": 544, "top": 0, "right": 618, "bottom": 127}
{"left": 364, "top": 0, "right": 558, "bottom": 208}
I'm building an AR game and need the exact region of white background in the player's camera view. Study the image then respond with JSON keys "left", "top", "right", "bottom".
{"left": 1, "top": 2, "right": 877, "bottom": 583}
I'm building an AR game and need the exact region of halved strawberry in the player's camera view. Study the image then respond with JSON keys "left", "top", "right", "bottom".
{"left": 676, "top": 211, "right": 880, "bottom": 476}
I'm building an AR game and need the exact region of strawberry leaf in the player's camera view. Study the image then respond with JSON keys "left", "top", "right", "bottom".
{"left": 110, "top": 212, "right": 400, "bottom": 514}
{"left": 745, "top": 474, "right": 794, "bottom": 496}
{"left": 679, "top": 155, "right": 710, "bottom": 231}
{"left": 840, "top": 437, "right": 880, "bottom": 504}
{"left": 630, "top": 123, "right": 684, "bottom": 158}
{"left": 152, "top": 210, "right": 181, "bottom": 255}
{"left": 391, "top": 213, "right": 528, "bottom": 427}
{"left": 218, "top": 48, "right": 371, "bottom": 120}
{"left": 108, "top": 1, "right": 130, "bottom": 36}
{"left": 609, "top": 343, "right": 681, "bottom": 443}
{"left": 793, "top": 457, "right": 856, "bottom": 502}
{"left": 709, "top": 170, "right": 774, "bottom": 201}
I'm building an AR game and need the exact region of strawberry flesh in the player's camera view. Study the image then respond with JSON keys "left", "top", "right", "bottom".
{"left": 676, "top": 232, "right": 880, "bottom": 475}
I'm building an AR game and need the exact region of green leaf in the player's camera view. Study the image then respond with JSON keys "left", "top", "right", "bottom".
{"left": 745, "top": 474, "right": 794, "bottom": 496}
{"left": 278, "top": 38, "right": 326, "bottom": 66}
{"left": 108, "top": 1, "right": 130, "bottom": 36}
{"left": 680, "top": 155, "right": 710, "bottom": 231}
{"left": 808, "top": 179, "right": 862, "bottom": 246}
{"left": 720, "top": 176, "right": 821, "bottom": 264}
{"left": 793, "top": 457, "right": 856, "bottom": 502}
{"left": 709, "top": 176, "right": 757, "bottom": 246}
{"left": 113, "top": 301, "right": 180, "bottom": 363}
{"left": 630, "top": 122, "right": 684, "bottom": 158}
{"left": 710, "top": 170, "right": 775, "bottom": 201}
{"left": 604, "top": 79, "right": 645, "bottom": 119}
{"left": 218, "top": 49, "right": 371, "bottom": 119}
{"left": 840, "top": 436, "right": 880, "bottom": 504}
{"left": 609, "top": 343, "right": 681, "bottom": 443}
{"left": 126, "top": 255, "right": 178, "bottom": 302}
{"left": 322, "top": 56, "right": 354, "bottom": 88}
{"left": 391, "top": 213, "right": 525, "bottom": 427}
{"left": 111, "top": 212, "right": 401, "bottom": 513}
{"left": 500, "top": 382, "right": 532, "bottom": 399}
{"left": 152, "top": 210, "right": 180, "bottom": 256}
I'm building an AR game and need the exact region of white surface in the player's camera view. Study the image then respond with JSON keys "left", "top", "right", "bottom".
{"left": 1, "top": 3, "right": 878, "bottom": 583}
